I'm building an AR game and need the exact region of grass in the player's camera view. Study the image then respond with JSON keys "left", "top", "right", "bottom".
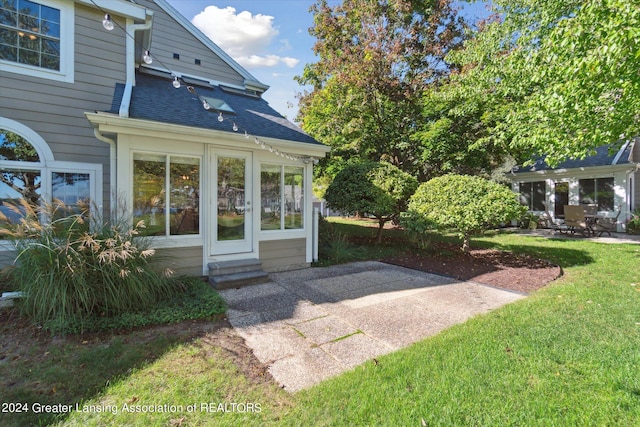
{"left": 2, "top": 219, "right": 639, "bottom": 426}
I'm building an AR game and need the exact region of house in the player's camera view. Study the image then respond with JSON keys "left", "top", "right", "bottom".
{"left": 508, "top": 139, "right": 640, "bottom": 232}
{"left": 0, "top": 0, "right": 330, "bottom": 280}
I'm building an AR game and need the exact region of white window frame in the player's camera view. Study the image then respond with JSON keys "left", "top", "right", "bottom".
{"left": 0, "top": 0, "right": 75, "bottom": 83}
{"left": 131, "top": 150, "right": 203, "bottom": 240}
{"left": 0, "top": 118, "right": 102, "bottom": 249}
{"left": 259, "top": 162, "right": 305, "bottom": 233}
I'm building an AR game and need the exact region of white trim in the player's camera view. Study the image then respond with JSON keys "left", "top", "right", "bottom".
{"left": 612, "top": 140, "right": 631, "bottom": 165}
{"left": 0, "top": 117, "right": 54, "bottom": 163}
{"left": 0, "top": 0, "right": 74, "bottom": 83}
{"left": 75, "top": 0, "right": 147, "bottom": 20}
{"left": 85, "top": 112, "right": 331, "bottom": 157}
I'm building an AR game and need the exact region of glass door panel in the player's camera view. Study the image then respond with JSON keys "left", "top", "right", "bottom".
{"left": 217, "top": 156, "right": 246, "bottom": 241}
{"left": 211, "top": 151, "right": 252, "bottom": 255}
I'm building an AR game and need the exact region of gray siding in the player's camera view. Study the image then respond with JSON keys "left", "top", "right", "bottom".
{"left": 260, "top": 239, "right": 308, "bottom": 272}
{"left": 0, "top": 3, "right": 127, "bottom": 207}
{"left": 155, "top": 246, "right": 204, "bottom": 277}
{"left": 0, "top": 250, "right": 16, "bottom": 270}
{"left": 137, "top": 0, "right": 246, "bottom": 87}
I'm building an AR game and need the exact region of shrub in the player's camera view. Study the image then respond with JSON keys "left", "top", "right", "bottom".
{"left": 403, "top": 174, "right": 526, "bottom": 252}
{"left": 626, "top": 208, "right": 640, "bottom": 235}
{"left": 0, "top": 199, "right": 184, "bottom": 330}
{"left": 324, "top": 161, "right": 418, "bottom": 243}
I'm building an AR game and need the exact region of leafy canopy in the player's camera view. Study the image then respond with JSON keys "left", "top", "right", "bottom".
{"left": 297, "top": 0, "right": 466, "bottom": 180}
{"left": 324, "top": 161, "right": 418, "bottom": 242}
{"left": 448, "top": 0, "right": 640, "bottom": 166}
{"left": 404, "top": 174, "right": 526, "bottom": 251}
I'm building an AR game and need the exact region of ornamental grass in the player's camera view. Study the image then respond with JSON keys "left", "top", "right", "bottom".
{"left": 0, "top": 199, "right": 183, "bottom": 331}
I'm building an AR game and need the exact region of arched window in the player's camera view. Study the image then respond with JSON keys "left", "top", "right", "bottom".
{"left": 0, "top": 119, "right": 102, "bottom": 229}
{"left": 0, "top": 129, "right": 43, "bottom": 219}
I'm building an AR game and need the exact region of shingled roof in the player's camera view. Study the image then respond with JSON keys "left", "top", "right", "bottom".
{"left": 512, "top": 143, "right": 633, "bottom": 173}
{"left": 108, "top": 71, "right": 322, "bottom": 146}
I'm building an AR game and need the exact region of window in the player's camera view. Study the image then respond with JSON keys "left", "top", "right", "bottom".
{"left": 260, "top": 164, "right": 304, "bottom": 230}
{"left": 519, "top": 181, "right": 546, "bottom": 211}
{"left": 133, "top": 153, "right": 200, "bottom": 237}
{"left": 1, "top": 123, "right": 100, "bottom": 230}
{"left": 579, "top": 178, "right": 614, "bottom": 211}
{"left": 0, "top": 0, "right": 73, "bottom": 82}
{"left": 0, "top": 129, "right": 43, "bottom": 222}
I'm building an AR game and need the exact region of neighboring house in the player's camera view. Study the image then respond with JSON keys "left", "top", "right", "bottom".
{"left": 0, "top": 0, "right": 329, "bottom": 277}
{"left": 508, "top": 139, "right": 640, "bottom": 232}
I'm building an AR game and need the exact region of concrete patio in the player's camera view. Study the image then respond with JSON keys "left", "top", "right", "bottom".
{"left": 219, "top": 261, "right": 525, "bottom": 392}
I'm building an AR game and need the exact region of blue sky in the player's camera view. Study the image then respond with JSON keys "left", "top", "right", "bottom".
{"left": 165, "top": 1, "right": 492, "bottom": 121}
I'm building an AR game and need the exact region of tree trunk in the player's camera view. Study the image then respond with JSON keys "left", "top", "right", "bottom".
{"left": 462, "top": 233, "right": 470, "bottom": 253}
{"left": 376, "top": 218, "right": 385, "bottom": 244}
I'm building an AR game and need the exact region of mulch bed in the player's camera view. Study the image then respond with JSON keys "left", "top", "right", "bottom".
{"left": 382, "top": 242, "right": 562, "bottom": 294}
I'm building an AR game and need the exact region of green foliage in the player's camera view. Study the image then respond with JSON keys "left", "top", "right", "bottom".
{"left": 404, "top": 174, "right": 526, "bottom": 251}
{"left": 626, "top": 208, "right": 640, "bottom": 235}
{"left": 298, "top": 0, "right": 467, "bottom": 180}
{"left": 448, "top": 0, "right": 640, "bottom": 165}
{"left": 324, "top": 161, "right": 418, "bottom": 242}
{"left": 316, "top": 215, "right": 363, "bottom": 264}
{"left": 46, "top": 277, "right": 226, "bottom": 335}
{"left": 416, "top": 80, "right": 517, "bottom": 180}
{"left": 0, "top": 200, "right": 185, "bottom": 331}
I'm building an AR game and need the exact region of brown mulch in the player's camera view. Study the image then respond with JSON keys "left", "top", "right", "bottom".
{"left": 382, "top": 242, "right": 562, "bottom": 294}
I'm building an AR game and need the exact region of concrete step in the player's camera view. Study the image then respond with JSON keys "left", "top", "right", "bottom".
{"left": 208, "top": 258, "right": 270, "bottom": 289}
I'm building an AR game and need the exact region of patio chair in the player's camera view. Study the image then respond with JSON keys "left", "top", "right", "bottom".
{"left": 591, "top": 209, "right": 621, "bottom": 237}
{"left": 563, "top": 205, "right": 590, "bottom": 237}
{"left": 583, "top": 204, "right": 598, "bottom": 217}
{"left": 541, "top": 210, "right": 569, "bottom": 234}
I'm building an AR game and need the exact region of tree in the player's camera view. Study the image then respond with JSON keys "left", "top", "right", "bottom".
{"left": 324, "top": 161, "right": 418, "bottom": 243}
{"left": 414, "top": 81, "right": 515, "bottom": 180}
{"left": 403, "top": 174, "right": 526, "bottom": 252}
{"left": 448, "top": 0, "right": 640, "bottom": 166}
{"left": 297, "top": 0, "right": 466, "bottom": 180}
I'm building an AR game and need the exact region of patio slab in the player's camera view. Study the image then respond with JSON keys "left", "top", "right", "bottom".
{"left": 219, "top": 261, "right": 524, "bottom": 392}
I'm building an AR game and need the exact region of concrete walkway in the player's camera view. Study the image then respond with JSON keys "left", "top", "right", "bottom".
{"left": 219, "top": 261, "right": 524, "bottom": 392}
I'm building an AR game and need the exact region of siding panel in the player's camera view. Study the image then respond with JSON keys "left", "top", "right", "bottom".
{"left": 155, "top": 246, "right": 204, "bottom": 276}
{"left": 260, "top": 239, "right": 308, "bottom": 272}
{"left": 136, "top": 0, "right": 246, "bottom": 87}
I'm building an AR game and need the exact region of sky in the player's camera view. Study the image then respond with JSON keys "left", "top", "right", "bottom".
{"left": 165, "top": 0, "right": 493, "bottom": 121}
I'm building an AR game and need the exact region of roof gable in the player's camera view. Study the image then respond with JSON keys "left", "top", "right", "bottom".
{"left": 131, "top": 0, "right": 267, "bottom": 92}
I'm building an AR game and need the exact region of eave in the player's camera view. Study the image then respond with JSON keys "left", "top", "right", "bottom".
{"left": 85, "top": 112, "right": 331, "bottom": 156}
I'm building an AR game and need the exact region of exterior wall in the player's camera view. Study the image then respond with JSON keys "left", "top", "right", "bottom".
{"left": 155, "top": 246, "right": 204, "bottom": 277}
{"left": 136, "top": 0, "right": 246, "bottom": 87}
{"left": 511, "top": 165, "right": 636, "bottom": 232}
{"left": 0, "top": 3, "right": 125, "bottom": 206}
{"left": 259, "top": 239, "right": 308, "bottom": 272}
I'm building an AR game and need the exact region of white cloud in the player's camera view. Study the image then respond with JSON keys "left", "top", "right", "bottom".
{"left": 191, "top": 5, "right": 299, "bottom": 69}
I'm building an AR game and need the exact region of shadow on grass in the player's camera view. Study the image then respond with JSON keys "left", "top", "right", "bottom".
{"left": 471, "top": 233, "right": 596, "bottom": 269}
{"left": 0, "top": 299, "right": 226, "bottom": 426}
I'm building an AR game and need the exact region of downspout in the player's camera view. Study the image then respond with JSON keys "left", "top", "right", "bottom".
{"left": 119, "top": 11, "right": 153, "bottom": 118}
{"left": 93, "top": 127, "right": 117, "bottom": 215}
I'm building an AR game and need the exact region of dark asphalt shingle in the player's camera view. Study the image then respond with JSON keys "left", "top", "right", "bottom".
{"left": 513, "top": 144, "right": 632, "bottom": 173}
{"left": 107, "top": 72, "right": 322, "bottom": 146}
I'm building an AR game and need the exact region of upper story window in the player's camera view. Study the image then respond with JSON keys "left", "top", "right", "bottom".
{"left": 0, "top": 0, "right": 73, "bottom": 82}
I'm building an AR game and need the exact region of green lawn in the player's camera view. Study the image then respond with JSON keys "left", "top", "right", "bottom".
{"left": 3, "top": 222, "right": 640, "bottom": 426}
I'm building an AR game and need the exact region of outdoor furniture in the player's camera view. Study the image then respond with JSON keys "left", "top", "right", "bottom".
{"left": 591, "top": 209, "right": 621, "bottom": 237}
{"left": 583, "top": 204, "right": 599, "bottom": 233}
{"left": 541, "top": 210, "right": 569, "bottom": 234}
{"left": 563, "top": 205, "right": 591, "bottom": 237}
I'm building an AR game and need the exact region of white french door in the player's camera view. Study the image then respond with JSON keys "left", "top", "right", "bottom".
{"left": 210, "top": 149, "right": 252, "bottom": 255}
